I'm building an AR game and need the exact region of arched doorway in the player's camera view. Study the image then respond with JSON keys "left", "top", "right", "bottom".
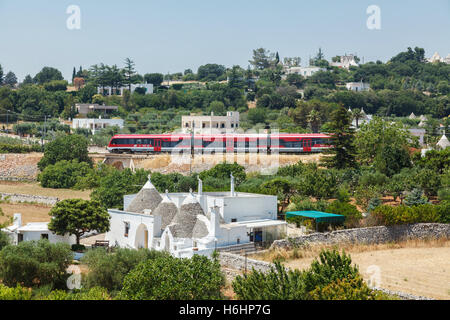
{"left": 135, "top": 224, "right": 149, "bottom": 249}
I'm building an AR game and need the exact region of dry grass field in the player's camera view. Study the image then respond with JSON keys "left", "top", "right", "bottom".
{"left": 0, "top": 181, "right": 91, "bottom": 200}
{"left": 0, "top": 181, "right": 92, "bottom": 225}
{"left": 0, "top": 202, "right": 52, "bottom": 224}
{"left": 251, "top": 239, "right": 450, "bottom": 300}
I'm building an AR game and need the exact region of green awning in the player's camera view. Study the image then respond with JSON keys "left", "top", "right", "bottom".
{"left": 285, "top": 211, "right": 345, "bottom": 224}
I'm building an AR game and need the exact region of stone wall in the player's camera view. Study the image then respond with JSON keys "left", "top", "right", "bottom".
{"left": 272, "top": 223, "right": 450, "bottom": 249}
{"left": 219, "top": 252, "right": 273, "bottom": 273}
{"left": 0, "top": 153, "right": 42, "bottom": 181}
{"left": 0, "top": 193, "right": 58, "bottom": 206}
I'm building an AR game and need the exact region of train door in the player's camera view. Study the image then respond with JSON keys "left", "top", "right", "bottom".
{"left": 154, "top": 139, "right": 162, "bottom": 152}
{"left": 303, "top": 139, "right": 312, "bottom": 152}
{"left": 226, "top": 136, "right": 234, "bottom": 153}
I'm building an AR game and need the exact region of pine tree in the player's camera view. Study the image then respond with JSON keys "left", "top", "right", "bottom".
{"left": 0, "top": 64, "right": 3, "bottom": 85}
{"left": 321, "top": 105, "right": 357, "bottom": 169}
{"left": 123, "top": 58, "right": 136, "bottom": 91}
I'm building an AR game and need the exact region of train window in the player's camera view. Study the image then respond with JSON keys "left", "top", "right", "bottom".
{"left": 136, "top": 139, "right": 142, "bottom": 144}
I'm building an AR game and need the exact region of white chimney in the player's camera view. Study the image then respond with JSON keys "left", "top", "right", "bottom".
{"left": 198, "top": 177, "right": 203, "bottom": 196}
{"left": 13, "top": 213, "right": 22, "bottom": 227}
{"left": 209, "top": 202, "right": 220, "bottom": 238}
{"left": 230, "top": 173, "right": 236, "bottom": 197}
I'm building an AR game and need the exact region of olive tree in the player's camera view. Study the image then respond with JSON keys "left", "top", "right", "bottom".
{"left": 48, "top": 199, "right": 110, "bottom": 245}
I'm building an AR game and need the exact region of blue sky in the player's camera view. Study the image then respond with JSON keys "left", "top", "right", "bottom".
{"left": 0, "top": 0, "right": 449, "bottom": 81}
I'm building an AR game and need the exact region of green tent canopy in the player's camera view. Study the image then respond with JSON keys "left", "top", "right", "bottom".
{"left": 286, "top": 211, "right": 345, "bottom": 224}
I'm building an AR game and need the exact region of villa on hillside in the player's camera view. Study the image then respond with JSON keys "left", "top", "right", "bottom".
{"left": 106, "top": 175, "right": 286, "bottom": 258}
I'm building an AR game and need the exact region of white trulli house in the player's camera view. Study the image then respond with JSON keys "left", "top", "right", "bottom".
{"left": 106, "top": 175, "right": 286, "bottom": 258}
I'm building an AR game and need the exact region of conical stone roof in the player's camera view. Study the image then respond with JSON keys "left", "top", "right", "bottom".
{"left": 437, "top": 135, "right": 450, "bottom": 149}
{"left": 192, "top": 218, "right": 209, "bottom": 239}
{"left": 153, "top": 191, "right": 179, "bottom": 230}
{"left": 125, "top": 178, "right": 162, "bottom": 214}
{"left": 172, "top": 192, "right": 205, "bottom": 238}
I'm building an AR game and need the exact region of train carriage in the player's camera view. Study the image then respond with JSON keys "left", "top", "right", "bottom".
{"left": 107, "top": 133, "right": 332, "bottom": 154}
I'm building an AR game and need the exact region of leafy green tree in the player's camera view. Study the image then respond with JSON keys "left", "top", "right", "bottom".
{"left": 91, "top": 168, "right": 149, "bottom": 209}
{"left": 199, "top": 163, "right": 246, "bottom": 185}
{"left": 38, "top": 134, "right": 92, "bottom": 171}
{"left": 44, "top": 80, "right": 68, "bottom": 92}
{"left": 325, "top": 200, "right": 362, "bottom": 228}
{"left": 0, "top": 240, "right": 73, "bottom": 288}
{"left": 208, "top": 100, "right": 226, "bottom": 115}
{"left": 355, "top": 117, "right": 415, "bottom": 175}
{"left": 144, "top": 73, "right": 164, "bottom": 86}
{"left": 38, "top": 160, "right": 94, "bottom": 189}
{"left": 249, "top": 48, "right": 274, "bottom": 70}
{"left": 247, "top": 108, "right": 267, "bottom": 125}
{"left": 33, "top": 67, "right": 64, "bottom": 85}
{"left": 119, "top": 255, "right": 225, "bottom": 300}
{"left": 48, "top": 199, "right": 110, "bottom": 245}
{"left": 321, "top": 106, "right": 357, "bottom": 169}
{"left": 0, "top": 64, "right": 3, "bottom": 85}
{"left": 4, "top": 71, "right": 17, "bottom": 87}
{"left": 197, "top": 64, "right": 226, "bottom": 82}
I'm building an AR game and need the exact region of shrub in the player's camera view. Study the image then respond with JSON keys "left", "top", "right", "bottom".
{"left": 371, "top": 204, "right": 440, "bottom": 226}
{"left": 436, "top": 201, "right": 450, "bottom": 224}
{"left": 367, "top": 197, "right": 383, "bottom": 213}
{"left": 119, "top": 255, "right": 225, "bottom": 300}
{"left": 0, "top": 240, "right": 73, "bottom": 289}
{"left": 325, "top": 200, "right": 362, "bottom": 229}
{"left": 0, "top": 231, "right": 10, "bottom": 251}
{"left": 0, "top": 143, "right": 41, "bottom": 154}
{"left": 38, "top": 134, "right": 92, "bottom": 171}
{"left": 404, "top": 188, "right": 428, "bottom": 206}
{"left": 71, "top": 244, "right": 86, "bottom": 252}
{"left": 232, "top": 262, "right": 306, "bottom": 300}
{"left": 232, "top": 249, "right": 378, "bottom": 300}
{"left": 309, "top": 277, "right": 385, "bottom": 300}
{"left": 81, "top": 248, "right": 168, "bottom": 293}
{"left": 0, "top": 284, "right": 32, "bottom": 300}
{"left": 45, "top": 287, "right": 111, "bottom": 300}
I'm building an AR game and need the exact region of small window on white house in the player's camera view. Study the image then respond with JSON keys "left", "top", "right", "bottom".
{"left": 124, "top": 222, "right": 130, "bottom": 238}
{"left": 41, "top": 234, "right": 49, "bottom": 240}
{"left": 231, "top": 218, "right": 237, "bottom": 223}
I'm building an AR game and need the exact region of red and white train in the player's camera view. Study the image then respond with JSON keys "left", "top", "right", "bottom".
{"left": 107, "top": 133, "right": 332, "bottom": 154}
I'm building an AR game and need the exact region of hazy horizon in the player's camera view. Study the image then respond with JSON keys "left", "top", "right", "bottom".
{"left": 1, "top": 0, "right": 449, "bottom": 81}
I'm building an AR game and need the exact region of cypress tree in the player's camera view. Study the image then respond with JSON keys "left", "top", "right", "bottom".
{"left": 321, "top": 105, "right": 357, "bottom": 169}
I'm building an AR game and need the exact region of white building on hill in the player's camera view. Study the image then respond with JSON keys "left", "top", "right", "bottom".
{"left": 330, "top": 54, "right": 360, "bottom": 70}
{"left": 285, "top": 66, "right": 325, "bottom": 78}
{"left": 72, "top": 117, "right": 124, "bottom": 134}
{"left": 346, "top": 82, "right": 370, "bottom": 92}
{"left": 106, "top": 175, "right": 286, "bottom": 258}
{"left": 181, "top": 111, "right": 240, "bottom": 134}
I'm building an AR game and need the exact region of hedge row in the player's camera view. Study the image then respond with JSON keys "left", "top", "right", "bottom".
{"left": 0, "top": 143, "right": 42, "bottom": 154}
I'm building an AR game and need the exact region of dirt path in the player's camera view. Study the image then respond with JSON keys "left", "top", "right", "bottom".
{"left": 285, "top": 247, "right": 450, "bottom": 300}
